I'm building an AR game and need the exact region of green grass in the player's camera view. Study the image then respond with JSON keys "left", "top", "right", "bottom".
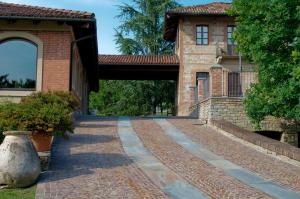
{"left": 0, "top": 185, "right": 36, "bottom": 199}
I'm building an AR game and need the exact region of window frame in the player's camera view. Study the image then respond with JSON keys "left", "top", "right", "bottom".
{"left": 196, "top": 25, "right": 209, "bottom": 46}
{"left": 0, "top": 38, "right": 38, "bottom": 91}
{"left": 0, "top": 31, "right": 43, "bottom": 97}
{"left": 227, "top": 25, "right": 237, "bottom": 46}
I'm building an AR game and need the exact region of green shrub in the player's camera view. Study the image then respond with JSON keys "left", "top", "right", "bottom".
{"left": 21, "top": 91, "right": 79, "bottom": 112}
{"left": 0, "top": 91, "right": 78, "bottom": 135}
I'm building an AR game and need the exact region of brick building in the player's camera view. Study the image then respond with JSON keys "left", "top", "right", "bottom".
{"left": 0, "top": 2, "right": 297, "bottom": 146}
{"left": 0, "top": 2, "right": 98, "bottom": 113}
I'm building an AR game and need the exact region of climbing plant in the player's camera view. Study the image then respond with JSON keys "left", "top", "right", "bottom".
{"left": 229, "top": 0, "right": 300, "bottom": 128}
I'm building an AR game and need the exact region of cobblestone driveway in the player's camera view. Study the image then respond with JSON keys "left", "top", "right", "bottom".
{"left": 36, "top": 117, "right": 300, "bottom": 199}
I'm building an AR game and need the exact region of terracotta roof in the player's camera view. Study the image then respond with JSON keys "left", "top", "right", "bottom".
{"left": 164, "top": 2, "right": 232, "bottom": 42}
{"left": 98, "top": 55, "right": 179, "bottom": 65}
{"left": 0, "top": 1, "right": 95, "bottom": 20}
{"left": 167, "top": 2, "right": 231, "bottom": 15}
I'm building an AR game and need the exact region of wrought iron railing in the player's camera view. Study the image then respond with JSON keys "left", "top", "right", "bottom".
{"left": 228, "top": 70, "right": 256, "bottom": 97}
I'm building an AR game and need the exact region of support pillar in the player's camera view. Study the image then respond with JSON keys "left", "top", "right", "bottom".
{"left": 210, "top": 64, "right": 223, "bottom": 97}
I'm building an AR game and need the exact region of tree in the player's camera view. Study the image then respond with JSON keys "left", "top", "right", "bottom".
{"left": 90, "top": 0, "right": 180, "bottom": 116}
{"left": 90, "top": 80, "right": 151, "bottom": 116}
{"left": 115, "top": 0, "right": 179, "bottom": 55}
{"left": 229, "top": 0, "right": 300, "bottom": 127}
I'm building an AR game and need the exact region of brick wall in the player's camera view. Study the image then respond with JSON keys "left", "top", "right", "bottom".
{"left": 31, "top": 31, "right": 72, "bottom": 91}
{"left": 210, "top": 66, "right": 223, "bottom": 97}
{"left": 0, "top": 28, "right": 90, "bottom": 112}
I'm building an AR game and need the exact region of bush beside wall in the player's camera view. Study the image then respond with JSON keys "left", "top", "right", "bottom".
{"left": 0, "top": 91, "right": 79, "bottom": 142}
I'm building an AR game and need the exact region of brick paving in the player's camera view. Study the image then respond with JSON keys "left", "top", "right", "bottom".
{"left": 168, "top": 118, "right": 300, "bottom": 193}
{"left": 35, "top": 117, "right": 300, "bottom": 199}
{"left": 131, "top": 118, "right": 270, "bottom": 199}
{"left": 35, "top": 117, "right": 167, "bottom": 199}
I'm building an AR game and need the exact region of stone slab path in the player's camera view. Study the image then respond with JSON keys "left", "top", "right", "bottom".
{"left": 36, "top": 117, "right": 300, "bottom": 199}
{"left": 155, "top": 119, "right": 300, "bottom": 199}
{"left": 118, "top": 117, "right": 208, "bottom": 199}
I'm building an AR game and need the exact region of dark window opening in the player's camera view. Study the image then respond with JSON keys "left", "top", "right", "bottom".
{"left": 0, "top": 39, "right": 37, "bottom": 90}
{"left": 196, "top": 25, "right": 209, "bottom": 45}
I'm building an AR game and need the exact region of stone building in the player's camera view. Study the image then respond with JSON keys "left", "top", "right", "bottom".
{"left": 0, "top": 2, "right": 98, "bottom": 113}
{"left": 164, "top": 2, "right": 298, "bottom": 146}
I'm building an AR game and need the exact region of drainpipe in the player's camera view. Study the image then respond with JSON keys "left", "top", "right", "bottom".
{"left": 239, "top": 52, "right": 242, "bottom": 71}
{"left": 239, "top": 52, "right": 243, "bottom": 96}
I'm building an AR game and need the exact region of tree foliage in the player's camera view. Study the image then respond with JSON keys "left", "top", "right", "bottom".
{"left": 89, "top": 80, "right": 176, "bottom": 116}
{"left": 90, "top": 0, "right": 179, "bottom": 116}
{"left": 115, "top": 0, "right": 179, "bottom": 55}
{"left": 229, "top": 0, "right": 300, "bottom": 127}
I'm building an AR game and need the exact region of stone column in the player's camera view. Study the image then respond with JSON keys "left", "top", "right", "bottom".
{"left": 210, "top": 64, "right": 223, "bottom": 97}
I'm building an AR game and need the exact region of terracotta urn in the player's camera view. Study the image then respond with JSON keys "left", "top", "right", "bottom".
{"left": 0, "top": 131, "right": 41, "bottom": 189}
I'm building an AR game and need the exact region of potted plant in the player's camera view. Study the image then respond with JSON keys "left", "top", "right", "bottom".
{"left": 0, "top": 91, "right": 79, "bottom": 152}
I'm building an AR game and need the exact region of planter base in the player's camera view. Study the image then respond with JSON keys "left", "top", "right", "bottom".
{"left": 38, "top": 151, "right": 51, "bottom": 171}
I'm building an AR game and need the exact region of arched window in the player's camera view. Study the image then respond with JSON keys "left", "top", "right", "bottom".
{"left": 0, "top": 39, "right": 38, "bottom": 90}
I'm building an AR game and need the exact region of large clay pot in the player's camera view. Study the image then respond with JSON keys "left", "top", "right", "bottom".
{"left": 30, "top": 132, "right": 53, "bottom": 152}
{"left": 0, "top": 131, "right": 41, "bottom": 188}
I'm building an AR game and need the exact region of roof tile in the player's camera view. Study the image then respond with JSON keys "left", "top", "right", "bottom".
{"left": 0, "top": 1, "right": 95, "bottom": 20}
{"left": 168, "top": 2, "right": 231, "bottom": 15}
{"left": 98, "top": 55, "right": 179, "bottom": 65}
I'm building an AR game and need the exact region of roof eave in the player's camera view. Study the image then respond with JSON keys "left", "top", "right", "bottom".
{"left": 164, "top": 12, "right": 231, "bottom": 42}
{"left": 98, "top": 63, "right": 179, "bottom": 66}
{"left": 166, "top": 12, "right": 228, "bottom": 16}
{"left": 0, "top": 15, "right": 96, "bottom": 22}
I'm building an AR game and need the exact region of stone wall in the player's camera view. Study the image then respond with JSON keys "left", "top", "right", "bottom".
{"left": 177, "top": 16, "right": 236, "bottom": 116}
{"left": 199, "top": 97, "right": 283, "bottom": 132}
{"left": 175, "top": 15, "right": 251, "bottom": 116}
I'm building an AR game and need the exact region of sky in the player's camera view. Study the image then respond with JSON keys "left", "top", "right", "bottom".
{"left": 1, "top": 0, "right": 231, "bottom": 55}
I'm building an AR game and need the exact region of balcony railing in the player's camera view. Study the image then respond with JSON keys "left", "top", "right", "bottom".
{"left": 216, "top": 44, "right": 239, "bottom": 57}
{"left": 227, "top": 45, "right": 239, "bottom": 56}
